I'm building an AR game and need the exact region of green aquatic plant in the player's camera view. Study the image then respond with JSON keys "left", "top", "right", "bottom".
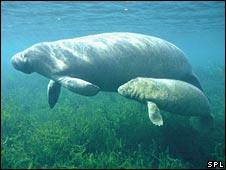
{"left": 157, "top": 152, "right": 190, "bottom": 169}
{"left": 1, "top": 64, "right": 225, "bottom": 169}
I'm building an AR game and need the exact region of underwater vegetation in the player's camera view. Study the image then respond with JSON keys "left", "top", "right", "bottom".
{"left": 1, "top": 63, "right": 225, "bottom": 169}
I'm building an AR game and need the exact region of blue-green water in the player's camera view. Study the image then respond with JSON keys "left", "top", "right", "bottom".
{"left": 1, "top": 1, "right": 225, "bottom": 169}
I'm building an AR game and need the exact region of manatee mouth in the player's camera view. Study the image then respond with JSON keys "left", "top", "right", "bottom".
{"left": 118, "top": 85, "right": 124, "bottom": 96}
{"left": 11, "top": 53, "right": 33, "bottom": 74}
{"left": 118, "top": 84, "right": 132, "bottom": 97}
{"left": 11, "top": 55, "right": 21, "bottom": 70}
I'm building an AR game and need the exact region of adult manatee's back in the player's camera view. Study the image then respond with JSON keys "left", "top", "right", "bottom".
{"left": 49, "top": 32, "right": 202, "bottom": 90}
{"left": 11, "top": 32, "right": 203, "bottom": 108}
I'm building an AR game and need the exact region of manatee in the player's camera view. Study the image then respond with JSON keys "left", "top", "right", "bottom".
{"left": 118, "top": 77, "right": 213, "bottom": 129}
{"left": 11, "top": 32, "right": 203, "bottom": 108}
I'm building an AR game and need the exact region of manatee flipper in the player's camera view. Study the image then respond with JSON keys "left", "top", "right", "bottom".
{"left": 47, "top": 80, "right": 61, "bottom": 108}
{"left": 57, "top": 76, "right": 100, "bottom": 96}
{"left": 147, "top": 101, "right": 163, "bottom": 126}
{"left": 182, "top": 73, "right": 203, "bottom": 92}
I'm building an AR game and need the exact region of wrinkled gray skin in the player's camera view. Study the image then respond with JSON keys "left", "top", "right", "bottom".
{"left": 118, "top": 77, "right": 213, "bottom": 129}
{"left": 11, "top": 32, "right": 203, "bottom": 108}
{"left": 118, "top": 77, "right": 210, "bottom": 117}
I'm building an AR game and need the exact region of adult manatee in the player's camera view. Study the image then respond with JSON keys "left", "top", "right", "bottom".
{"left": 118, "top": 77, "right": 213, "bottom": 130}
{"left": 11, "top": 32, "right": 203, "bottom": 108}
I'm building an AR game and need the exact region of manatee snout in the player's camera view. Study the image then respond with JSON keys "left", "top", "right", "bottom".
{"left": 11, "top": 52, "right": 33, "bottom": 74}
{"left": 118, "top": 79, "right": 138, "bottom": 98}
{"left": 118, "top": 82, "right": 133, "bottom": 97}
{"left": 118, "top": 83, "right": 129, "bottom": 96}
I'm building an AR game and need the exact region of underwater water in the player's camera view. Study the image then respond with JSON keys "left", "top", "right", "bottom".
{"left": 1, "top": 1, "right": 225, "bottom": 169}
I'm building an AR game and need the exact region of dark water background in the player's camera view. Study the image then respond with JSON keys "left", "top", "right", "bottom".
{"left": 1, "top": 1, "right": 225, "bottom": 169}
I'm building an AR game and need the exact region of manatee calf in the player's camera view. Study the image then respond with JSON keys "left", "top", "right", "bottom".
{"left": 11, "top": 32, "right": 203, "bottom": 108}
{"left": 118, "top": 77, "right": 213, "bottom": 129}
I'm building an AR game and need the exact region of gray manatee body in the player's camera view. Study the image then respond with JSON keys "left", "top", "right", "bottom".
{"left": 11, "top": 32, "right": 203, "bottom": 108}
{"left": 118, "top": 77, "right": 213, "bottom": 130}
